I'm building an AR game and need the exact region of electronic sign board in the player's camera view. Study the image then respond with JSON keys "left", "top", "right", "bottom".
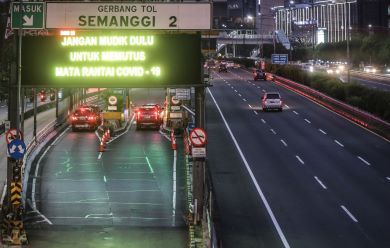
{"left": 21, "top": 32, "right": 201, "bottom": 87}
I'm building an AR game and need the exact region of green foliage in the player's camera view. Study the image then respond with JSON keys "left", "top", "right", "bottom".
{"left": 268, "top": 64, "right": 390, "bottom": 121}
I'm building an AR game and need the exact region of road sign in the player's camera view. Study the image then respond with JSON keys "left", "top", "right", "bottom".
{"left": 271, "top": 54, "right": 288, "bottom": 65}
{"left": 11, "top": 2, "right": 45, "bottom": 29}
{"left": 175, "top": 88, "right": 190, "bottom": 100}
{"left": 192, "top": 147, "right": 206, "bottom": 158}
{"left": 108, "top": 96, "right": 118, "bottom": 105}
{"left": 171, "top": 96, "right": 181, "bottom": 105}
{"left": 46, "top": 3, "right": 211, "bottom": 30}
{"left": 189, "top": 128, "right": 207, "bottom": 147}
{"left": 7, "top": 139, "right": 26, "bottom": 160}
{"left": 5, "top": 128, "right": 23, "bottom": 145}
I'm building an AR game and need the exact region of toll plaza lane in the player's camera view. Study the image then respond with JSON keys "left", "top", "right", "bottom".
{"left": 25, "top": 111, "right": 187, "bottom": 246}
{"left": 206, "top": 68, "right": 390, "bottom": 248}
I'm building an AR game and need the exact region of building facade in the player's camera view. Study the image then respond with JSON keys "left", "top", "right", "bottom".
{"left": 275, "top": 0, "right": 390, "bottom": 44}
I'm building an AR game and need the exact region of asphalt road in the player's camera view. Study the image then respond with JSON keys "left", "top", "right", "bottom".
{"left": 339, "top": 74, "right": 390, "bottom": 91}
{"left": 26, "top": 88, "right": 188, "bottom": 247}
{"left": 207, "top": 68, "right": 390, "bottom": 248}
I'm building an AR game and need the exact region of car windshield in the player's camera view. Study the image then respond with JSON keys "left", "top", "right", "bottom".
{"left": 74, "top": 109, "right": 92, "bottom": 116}
{"left": 266, "top": 94, "right": 280, "bottom": 99}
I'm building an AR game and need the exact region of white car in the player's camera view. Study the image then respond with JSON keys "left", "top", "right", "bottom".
{"left": 261, "top": 92, "right": 283, "bottom": 112}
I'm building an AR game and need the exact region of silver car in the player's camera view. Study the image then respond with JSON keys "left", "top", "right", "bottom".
{"left": 261, "top": 92, "right": 283, "bottom": 112}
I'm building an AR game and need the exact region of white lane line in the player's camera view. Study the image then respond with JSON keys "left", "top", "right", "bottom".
{"left": 243, "top": 99, "right": 247, "bottom": 102}
{"left": 207, "top": 88, "right": 291, "bottom": 248}
{"left": 280, "top": 139, "right": 288, "bottom": 147}
{"left": 257, "top": 86, "right": 261, "bottom": 89}
{"left": 357, "top": 156, "right": 371, "bottom": 166}
{"left": 31, "top": 127, "right": 70, "bottom": 224}
{"left": 98, "top": 152, "right": 103, "bottom": 160}
{"left": 270, "top": 129, "right": 276, "bottom": 135}
{"left": 341, "top": 205, "right": 358, "bottom": 223}
{"left": 318, "top": 129, "right": 327, "bottom": 135}
{"left": 160, "top": 130, "right": 171, "bottom": 141}
{"left": 248, "top": 104, "right": 253, "bottom": 109}
{"left": 284, "top": 104, "right": 290, "bottom": 109}
{"left": 334, "top": 140, "right": 344, "bottom": 147}
{"left": 261, "top": 119, "right": 266, "bottom": 124}
{"left": 314, "top": 176, "right": 327, "bottom": 190}
{"left": 254, "top": 111, "right": 258, "bottom": 115}
{"left": 262, "top": 89, "right": 266, "bottom": 93}
{"left": 106, "top": 115, "right": 135, "bottom": 144}
{"left": 296, "top": 155, "right": 305, "bottom": 165}
{"left": 103, "top": 176, "right": 107, "bottom": 183}
{"left": 238, "top": 94, "right": 242, "bottom": 97}
{"left": 304, "top": 119, "right": 311, "bottom": 124}
{"left": 386, "top": 177, "right": 390, "bottom": 181}
{"left": 293, "top": 111, "right": 299, "bottom": 115}
{"left": 234, "top": 90, "right": 238, "bottom": 92}
{"left": 172, "top": 150, "right": 177, "bottom": 226}
{"left": 231, "top": 86, "right": 234, "bottom": 89}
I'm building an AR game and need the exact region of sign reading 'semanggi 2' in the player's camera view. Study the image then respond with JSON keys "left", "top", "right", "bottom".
{"left": 46, "top": 2, "right": 211, "bottom": 30}
{"left": 21, "top": 32, "right": 201, "bottom": 87}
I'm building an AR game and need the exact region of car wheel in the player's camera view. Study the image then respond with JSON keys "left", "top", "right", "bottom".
{"left": 136, "top": 124, "right": 141, "bottom": 130}
{"left": 72, "top": 126, "right": 77, "bottom": 132}
{"left": 263, "top": 108, "right": 266, "bottom": 112}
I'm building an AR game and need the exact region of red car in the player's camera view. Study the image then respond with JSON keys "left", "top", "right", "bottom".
{"left": 135, "top": 104, "right": 163, "bottom": 130}
{"left": 70, "top": 106, "right": 102, "bottom": 131}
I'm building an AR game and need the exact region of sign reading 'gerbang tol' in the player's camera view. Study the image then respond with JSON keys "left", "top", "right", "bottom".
{"left": 46, "top": 3, "right": 211, "bottom": 30}
{"left": 21, "top": 33, "right": 201, "bottom": 87}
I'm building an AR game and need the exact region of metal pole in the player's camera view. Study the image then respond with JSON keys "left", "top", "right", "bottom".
{"left": 20, "top": 88, "right": 24, "bottom": 135}
{"left": 33, "top": 88, "right": 37, "bottom": 143}
{"left": 55, "top": 88, "right": 59, "bottom": 119}
{"left": 17, "top": 1, "right": 22, "bottom": 135}
{"left": 346, "top": 0, "right": 350, "bottom": 83}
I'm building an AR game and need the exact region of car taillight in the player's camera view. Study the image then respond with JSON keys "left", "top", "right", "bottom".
{"left": 154, "top": 111, "right": 158, "bottom": 119}
{"left": 88, "top": 116, "right": 95, "bottom": 121}
{"left": 71, "top": 116, "right": 77, "bottom": 121}
{"left": 137, "top": 111, "right": 141, "bottom": 119}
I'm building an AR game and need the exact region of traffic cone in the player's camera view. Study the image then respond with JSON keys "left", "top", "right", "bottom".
{"left": 171, "top": 133, "right": 177, "bottom": 150}
{"left": 99, "top": 141, "right": 105, "bottom": 152}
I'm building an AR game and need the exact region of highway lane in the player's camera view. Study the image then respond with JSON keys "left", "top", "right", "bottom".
{"left": 26, "top": 88, "right": 187, "bottom": 247}
{"left": 207, "top": 68, "right": 390, "bottom": 247}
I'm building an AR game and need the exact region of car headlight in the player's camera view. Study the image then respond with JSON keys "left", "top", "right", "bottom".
{"left": 327, "top": 69, "right": 333, "bottom": 74}
{"left": 386, "top": 68, "right": 390, "bottom": 72}
{"left": 372, "top": 69, "right": 376, "bottom": 73}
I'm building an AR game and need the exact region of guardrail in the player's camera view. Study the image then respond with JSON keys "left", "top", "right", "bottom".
{"left": 269, "top": 74, "right": 390, "bottom": 139}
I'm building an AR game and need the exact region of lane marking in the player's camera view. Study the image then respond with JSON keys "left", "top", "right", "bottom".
{"left": 314, "top": 176, "right": 327, "bottom": 189}
{"left": 296, "top": 155, "right": 305, "bottom": 165}
{"left": 238, "top": 94, "right": 242, "bottom": 97}
{"left": 253, "top": 111, "right": 258, "bottom": 115}
{"left": 106, "top": 114, "right": 135, "bottom": 144}
{"left": 231, "top": 86, "right": 234, "bottom": 89}
{"left": 172, "top": 150, "right": 177, "bottom": 226}
{"left": 386, "top": 177, "right": 390, "bottom": 181}
{"left": 341, "top": 205, "right": 358, "bottom": 223}
{"left": 304, "top": 119, "right": 311, "bottom": 124}
{"left": 262, "top": 89, "right": 266, "bottom": 93}
{"left": 284, "top": 104, "right": 290, "bottom": 109}
{"left": 318, "top": 129, "right": 327, "bottom": 135}
{"left": 98, "top": 152, "right": 103, "bottom": 160}
{"left": 31, "top": 126, "right": 70, "bottom": 224}
{"left": 207, "top": 88, "right": 291, "bottom": 248}
{"left": 280, "top": 139, "right": 288, "bottom": 147}
{"left": 334, "top": 140, "right": 344, "bottom": 147}
{"left": 145, "top": 156, "right": 155, "bottom": 174}
{"left": 357, "top": 156, "right": 371, "bottom": 166}
{"left": 243, "top": 99, "right": 247, "bottom": 102}
{"left": 234, "top": 90, "right": 238, "bottom": 92}
{"left": 261, "top": 119, "right": 266, "bottom": 124}
{"left": 257, "top": 86, "right": 261, "bottom": 89}
{"left": 160, "top": 130, "right": 171, "bottom": 141}
{"left": 248, "top": 104, "right": 253, "bottom": 109}
{"left": 103, "top": 176, "right": 107, "bottom": 183}
{"left": 293, "top": 111, "right": 299, "bottom": 115}
{"left": 270, "top": 129, "right": 276, "bottom": 135}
